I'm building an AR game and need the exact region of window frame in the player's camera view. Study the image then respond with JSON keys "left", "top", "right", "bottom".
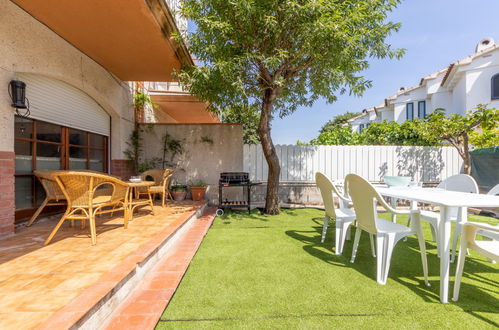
{"left": 14, "top": 117, "right": 108, "bottom": 220}
{"left": 418, "top": 101, "right": 426, "bottom": 119}
{"left": 492, "top": 73, "right": 499, "bottom": 100}
{"left": 406, "top": 102, "right": 414, "bottom": 121}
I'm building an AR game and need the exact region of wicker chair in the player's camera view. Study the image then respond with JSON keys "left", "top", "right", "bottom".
{"left": 140, "top": 169, "right": 174, "bottom": 207}
{"left": 45, "top": 171, "right": 130, "bottom": 245}
{"left": 27, "top": 170, "right": 67, "bottom": 227}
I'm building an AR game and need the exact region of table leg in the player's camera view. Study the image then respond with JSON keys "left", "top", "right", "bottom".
{"left": 147, "top": 188, "right": 155, "bottom": 215}
{"left": 390, "top": 198, "right": 397, "bottom": 223}
{"left": 439, "top": 206, "right": 451, "bottom": 303}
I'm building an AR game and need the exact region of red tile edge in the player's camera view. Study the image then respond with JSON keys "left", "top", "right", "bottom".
{"left": 102, "top": 207, "right": 217, "bottom": 330}
{"left": 38, "top": 201, "right": 208, "bottom": 330}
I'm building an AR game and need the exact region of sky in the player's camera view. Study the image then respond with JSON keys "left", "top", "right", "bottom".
{"left": 269, "top": 0, "right": 499, "bottom": 144}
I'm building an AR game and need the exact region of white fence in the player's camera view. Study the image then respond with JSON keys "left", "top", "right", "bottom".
{"left": 244, "top": 145, "right": 463, "bottom": 183}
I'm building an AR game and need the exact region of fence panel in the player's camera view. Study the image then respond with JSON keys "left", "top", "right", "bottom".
{"left": 243, "top": 144, "right": 463, "bottom": 183}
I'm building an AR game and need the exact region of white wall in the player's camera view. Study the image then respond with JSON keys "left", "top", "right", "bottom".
{"left": 451, "top": 77, "right": 467, "bottom": 115}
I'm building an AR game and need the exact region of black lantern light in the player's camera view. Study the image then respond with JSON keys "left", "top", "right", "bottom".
{"left": 8, "top": 80, "right": 30, "bottom": 118}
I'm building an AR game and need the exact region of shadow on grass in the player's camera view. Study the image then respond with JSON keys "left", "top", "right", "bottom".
{"left": 285, "top": 216, "right": 499, "bottom": 326}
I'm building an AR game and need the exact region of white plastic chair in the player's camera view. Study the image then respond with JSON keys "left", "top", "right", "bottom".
{"left": 476, "top": 184, "right": 499, "bottom": 246}
{"left": 419, "top": 174, "right": 478, "bottom": 261}
{"left": 452, "top": 222, "right": 499, "bottom": 301}
{"left": 315, "top": 172, "right": 356, "bottom": 255}
{"left": 346, "top": 174, "right": 429, "bottom": 285}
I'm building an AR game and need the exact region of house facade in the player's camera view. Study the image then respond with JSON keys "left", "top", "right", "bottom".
{"left": 348, "top": 38, "right": 499, "bottom": 132}
{"left": 0, "top": 0, "right": 202, "bottom": 238}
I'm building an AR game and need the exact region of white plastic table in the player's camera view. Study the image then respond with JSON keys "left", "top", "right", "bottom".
{"left": 376, "top": 187, "right": 499, "bottom": 303}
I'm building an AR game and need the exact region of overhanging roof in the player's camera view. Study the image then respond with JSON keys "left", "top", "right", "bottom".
{"left": 11, "top": 0, "right": 194, "bottom": 81}
{"left": 149, "top": 94, "right": 220, "bottom": 124}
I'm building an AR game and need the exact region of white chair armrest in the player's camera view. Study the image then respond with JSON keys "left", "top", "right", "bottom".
{"left": 465, "top": 222, "right": 499, "bottom": 234}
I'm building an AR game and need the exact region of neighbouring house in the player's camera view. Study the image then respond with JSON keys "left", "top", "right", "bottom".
{"left": 0, "top": 0, "right": 240, "bottom": 239}
{"left": 348, "top": 38, "right": 499, "bottom": 132}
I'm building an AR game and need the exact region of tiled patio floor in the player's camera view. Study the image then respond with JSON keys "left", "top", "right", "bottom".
{"left": 0, "top": 201, "right": 203, "bottom": 329}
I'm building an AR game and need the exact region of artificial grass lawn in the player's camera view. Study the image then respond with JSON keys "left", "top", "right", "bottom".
{"left": 157, "top": 209, "right": 499, "bottom": 329}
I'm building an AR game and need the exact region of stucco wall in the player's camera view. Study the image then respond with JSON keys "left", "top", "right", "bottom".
{"left": 141, "top": 124, "right": 244, "bottom": 203}
{"left": 0, "top": 0, "right": 134, "bottom": 157}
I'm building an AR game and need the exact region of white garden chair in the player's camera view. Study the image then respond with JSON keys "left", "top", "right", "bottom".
{"left": 346, "top": 174, "right": 429, "bottom": 286}
{"left": 476, "top": 184, "right": 499, "bottom": 254}
{"left": 452, "top": 222, "right": 499, "bottom": 301}
{"left": 419, "top": 174, "right": 479, "bottom": 261}
{"left": 315, "top": 172, "right": 357, "bottom": 255}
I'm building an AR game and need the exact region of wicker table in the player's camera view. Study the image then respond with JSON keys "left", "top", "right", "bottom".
{"left": 127, "top": 181, "right": 155, "bottom": 221}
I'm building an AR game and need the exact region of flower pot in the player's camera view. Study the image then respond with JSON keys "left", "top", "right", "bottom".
{"left": 171, "top": 190, "right": 187, "bottom": 201}
{"left": 190, "top": 186, "right": 207, "bottom": 201}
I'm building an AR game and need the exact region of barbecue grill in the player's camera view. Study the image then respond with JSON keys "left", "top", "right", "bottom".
{"left": 217, "top": 172, "right": 260, "bottom": 216}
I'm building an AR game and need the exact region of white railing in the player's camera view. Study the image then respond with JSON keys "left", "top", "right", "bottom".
{"left": 244, "top": 145, "right": 462, "bottom": 183}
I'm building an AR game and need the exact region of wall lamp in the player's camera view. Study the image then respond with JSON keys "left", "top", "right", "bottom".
{"left": 8, "top": 80, "right": 30, "bottom": 118}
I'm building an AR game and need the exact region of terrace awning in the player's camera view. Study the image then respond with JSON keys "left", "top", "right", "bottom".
{"left": 11, "top": 0, "right": 193, "bottom": 81}
{"left": 149, "top": 94, "right": 220, "bottom": 123}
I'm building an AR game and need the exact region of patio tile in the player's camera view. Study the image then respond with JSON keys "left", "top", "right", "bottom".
{"left": 0, "top": 201, "right": 204, "bottom": 328}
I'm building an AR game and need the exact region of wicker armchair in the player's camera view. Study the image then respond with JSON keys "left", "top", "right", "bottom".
{"left": 27, "top": 170, "right": 67, "bottom": 227}
{"left": 45, "top": 171, "right": 130, "bottom": 245}
{"left": 140, "top": 169, "right": 174, "bottom": 207}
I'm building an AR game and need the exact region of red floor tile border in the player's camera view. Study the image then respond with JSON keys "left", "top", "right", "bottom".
{"left": 102, "top": 207, "right": 217, "bottom": 330}
{"left": 38, "top": 201, "right": 208, "bottom": 330}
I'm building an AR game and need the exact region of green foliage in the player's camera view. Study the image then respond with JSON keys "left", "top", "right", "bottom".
{"left": 134, "top": 92, "right": 158, "bottom": 109}
{"left": 311, "top": 120, "right": 438, "bottom": 146}
{"left": 222, "top": 105, "right": 260, "bottom": 144}
{"left": 170, "top": 183, "right": 188, "bottom": 191}
{"left": 188, "top": 180, "right": 208, "bottom": 187}
{"left": 320, "top": 112, "right": 362, "bottom": 133}
{"left": 178, "top": 0, "right": 403, "bottom": 116}
{"left": 200, "top": 136, "right": 214, "bottom": 145}
{"left": 310, "top": 125, "right": 362, "bottom": 145}
{"left": 161, "top": 132, "right": 183, "bottom": 168}
{"left": 419, "top": 105, "right": 499, "bottom": 173}
{"left": 420, "top": 106, "right": 499, "bottom": 150}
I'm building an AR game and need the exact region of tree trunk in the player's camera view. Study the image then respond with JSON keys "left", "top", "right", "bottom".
{"left": 462, "top": 134, "right": 471, "bottom": 175}
{"left": 258, "top": 89, "right": 280, "bottom": 215}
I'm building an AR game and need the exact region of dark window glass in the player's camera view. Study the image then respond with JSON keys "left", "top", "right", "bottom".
{"left": 69, "top": 147, "right": 87, "bottom": 169}
{"left": 89, "top": 149, "right": 105, "bottom": 172}
{"left": 15, "top": 140, "right": 33, "bottom": 174}
{"left": 15, "top": 117, "right": 33, "bottom": 139}
{"left": 492, "top": 74, "right": 499, "bottom": 100}
{"left": 36, "top": 143, "right": 61, "bottom": 170}
{"left": 36, "top": 121, "right": 62, "bottom": 142}
{"left": 69, "top": 129, "right": 87, "bottom": 146}
{"left": 406, "top": 103, "right": 414, "bottom": 120}
{"left": 89, "top": 134, "right": 105, "bottom": 148}
{"left": 359, "top": 124, "right": 364, "bottom": 132}
{"left": 15, "top": 176, "right": 33, "bottom": 210}
{"left": 418, "top": 101, "right": 426, "bottom": 119}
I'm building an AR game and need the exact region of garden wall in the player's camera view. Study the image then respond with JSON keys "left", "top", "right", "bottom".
{"left": 140, "top": 124, "right": 244, "bottom": 204}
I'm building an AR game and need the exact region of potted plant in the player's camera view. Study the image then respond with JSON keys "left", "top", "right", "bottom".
{"left": 189, "top": 180, "right": 208, "bottom": 201}
{"left": 170, "top": 183, "right": 188, "bottom": 201}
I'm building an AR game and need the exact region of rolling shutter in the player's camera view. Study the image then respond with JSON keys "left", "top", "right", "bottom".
{"left": 16, "top": 73, "right": 110, "bottom": 136}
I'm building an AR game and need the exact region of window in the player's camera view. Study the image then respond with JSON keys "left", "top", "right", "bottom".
{"left": 492, "top": 74, "right": 499, "bottom": 100}
{"left": 14, "top": 117, "right": 108, "bottom": 218}
{"left": 359, "top": 124, "right": 364, "bottom": 132}
{"left": 406, "top": 103, "right": 414, "bottom": 120}
{"left": 418, "top": 101, "right": 426, "bottom": 119}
